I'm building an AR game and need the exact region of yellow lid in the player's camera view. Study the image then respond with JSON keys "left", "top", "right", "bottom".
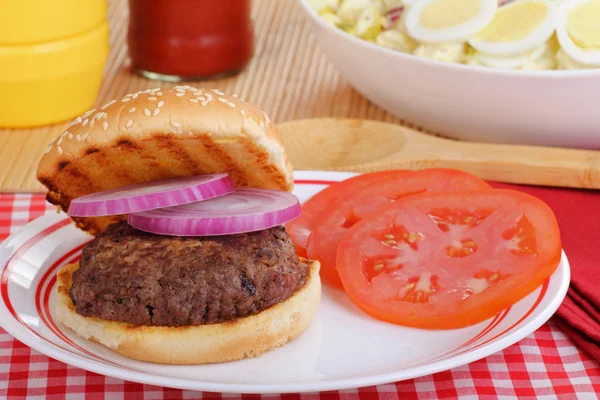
{"left": 0, "top": 0, "right": 108, "bottom": 45}
{"left": 0, "top": 22, "right": 110, "bottom": 80}
{"left": 0, "top": 22, "right": 110, "bottom": 128}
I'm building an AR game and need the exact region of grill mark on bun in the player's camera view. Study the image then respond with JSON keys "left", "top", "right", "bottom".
{"left": 197, "top": 135, "right": 245, "bottom": 183}
{"left": 166, "top": 137, "right": 206, "bottom": 174}
{"left": 116, "top": 139, "right": 139, "bottom": 149}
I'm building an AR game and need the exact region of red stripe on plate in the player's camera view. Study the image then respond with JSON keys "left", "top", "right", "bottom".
{"left": 1, "top": 218, "right": 121, "bottom": 367}
{"left": 466, "top": 280, "right": 550, "bottom": 354}
{"left": 446, "top": 280, "right": 550, "bottom": 361}
{"left": 33, "top": 243, "right": 105, "bottom": 360}
{"left": 1, "top": 219, "right": 72, "bottom": 318}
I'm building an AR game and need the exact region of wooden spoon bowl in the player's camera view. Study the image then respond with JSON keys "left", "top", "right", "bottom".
{"left": 278, "top": 118, "right": 600, "bottom": 189}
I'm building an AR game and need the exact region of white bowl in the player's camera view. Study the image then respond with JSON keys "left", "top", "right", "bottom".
{"left": 298, "top": 0, "right": 600, "bottom": 149}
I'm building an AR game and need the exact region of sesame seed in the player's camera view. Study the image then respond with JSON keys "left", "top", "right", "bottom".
{"left": 103, "top": 121, "right": 109, "bottom": 130}
{"left": 57, "top": 137, "right": 63, "bottom": 145}
{"left": 205, "top": 93, "right": 213, "bottom": 101}
{"left": 156, "top": 92, "right": 163, "bottom": 96}
{"left": 171, "top": 121, "right": 181, "bottom": 128}
{"left": 101, "top": 100, "right": 116, "bottom": 110}
{"left": 129, "top": 107, "right": 136, "bottom": 113}
{"left": 144, "top": 108, "right": 151, "bottom": 116}
{"left": 260, "top": 121, "right": 265, "bottom": 129}
{"left": 211, "top": 89, "right": 225, "bottom": 95}
{"left": 76, "top": 135, "right": 81, "bottom": 142}
{"left": 75, "top": 117, "right": 82, "bottom": 124}
{"left": 232, "top": 94, "right": 239, "bottom": 98}
{"left": 176, "top": 92, "right": 185, "bottom": 97}
{"left": 82, "top": 118, "right": 89, "bottom": 127}
{"left": 176, "top": 88, "right": 186, "bottom": 93}
{"left": 157, "top": 101, "right": 164, "bottom": 108}
{"left": 82, "top": 109, "right": 95, "bottom": 119}
{"left": 132, "top": 94, "right": 138, "bottom": 99}
{"left": 82, "top": 133, "right": 89, "bottom": 141}
{"left": 153, "top": 108, "right": 160, "bottom": 116}
{"left": 201, "top": 101, "right": 208, "bottom": 106}
{"left": 101, "top": 112, "right": 108, "bottom": 119}
{"left": 148, "top": 97, "right": 157, "bottom": 101}
{"left": 126, "top": 120, "right": 134, "bottom": 128}
{"left": 189, "top": 98, "right": 199, "bottom": 103}
{"left": 218, "top": 98, "right": 228, "bottom": 104}
{"left": 196, "top": 96, "right": 205, "bottom": 101}
{"left": 122, "top": 97, "right": 131, "bottom": 102}
{"left": 58, "top": 146, "right": 64, "bottom": 155}
{"left": 45, "top": 146, "right": 52, "bottom": 154}
{"left": 264, "top": 112, "right": 271, "bottom": 123}
{"left": 68, "top": 133, "right": 73, "bottom": 139}
{"left": 241, "top": 110, "right": 246, "bottom": 117}
{"left": 226, "top": 102, "right": 236, "bottom": 108}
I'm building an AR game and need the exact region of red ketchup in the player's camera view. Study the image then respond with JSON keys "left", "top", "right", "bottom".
{"left": 127, "top": 0, "right": 254, "bottom": 81}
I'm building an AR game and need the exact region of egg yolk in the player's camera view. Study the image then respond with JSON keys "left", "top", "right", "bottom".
{"left": 420, "top": 0, "right": 481, "bottom": 29}
{"left": 567, "top": 0, "right": 600, "bottom": 51}
{"left": 475, "top": 0, "right": 548, "bottom": 43}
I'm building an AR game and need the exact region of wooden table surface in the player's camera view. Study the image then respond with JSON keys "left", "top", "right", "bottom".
{"left": 0, "top": 0, "right": 405, "bottom": 193}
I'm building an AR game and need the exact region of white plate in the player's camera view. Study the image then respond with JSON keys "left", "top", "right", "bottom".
{"left": 0, "top": 171, "right": 570, "bottom": 394}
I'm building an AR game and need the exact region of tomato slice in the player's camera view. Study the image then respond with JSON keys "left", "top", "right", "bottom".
{"left": 336, "top": 189, "right": 562, "bottom": 329}
{"left": 309, "top": 169, "right": 491, "bottom": 287}
{"left": 286, "top": 170, "right": 413, "bottom": 258}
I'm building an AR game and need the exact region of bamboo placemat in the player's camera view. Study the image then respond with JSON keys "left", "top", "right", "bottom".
{"left": 0, "top": 0, "right": 405, "bottom": 193}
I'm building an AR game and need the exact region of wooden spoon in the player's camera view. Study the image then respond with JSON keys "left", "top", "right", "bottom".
{"left": 278, "top": 118, "right": 600, "bottom": 189}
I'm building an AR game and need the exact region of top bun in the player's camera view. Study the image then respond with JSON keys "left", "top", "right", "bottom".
{"left": 36, "top": 86, "right": 294, "bottom": 234}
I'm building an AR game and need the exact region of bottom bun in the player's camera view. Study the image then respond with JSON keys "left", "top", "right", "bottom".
{"left": 56, "top": 259, "right": 321, "bottom": 365}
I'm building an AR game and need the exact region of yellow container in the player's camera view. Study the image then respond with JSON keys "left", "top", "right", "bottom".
{"left": 0, "top": 0, "right": 108, "bottom": 45}
{"left": 0, "top": 22, "right": 110, "bottom": 128}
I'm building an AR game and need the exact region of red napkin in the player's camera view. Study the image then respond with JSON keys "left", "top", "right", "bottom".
{"left": 490, "top": 182, "right": 600, "bottom": 361}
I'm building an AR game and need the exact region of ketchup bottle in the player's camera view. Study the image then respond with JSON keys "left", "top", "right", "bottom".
{"left": 127, "top": 0, "right": 254, "bottom": 81}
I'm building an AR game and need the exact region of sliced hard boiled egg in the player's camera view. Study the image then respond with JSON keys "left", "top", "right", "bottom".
{"left": 404, "top": 0, "right": 498, "bottom": 43}
{"left": 469, "top": 0, "right": 556, "bottom": 57}
{"left": 556, "top": 0, "right": 600, "bottom": 66}
{"left": 466, "top": 40, "right": 557, "bottom": 69}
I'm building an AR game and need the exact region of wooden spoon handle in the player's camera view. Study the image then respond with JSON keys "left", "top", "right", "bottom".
{"left": 337, "top": 138, "right": 600, "bottom": 189}
{"left": 430, "top": 140, "right": 600, "bottom": 189}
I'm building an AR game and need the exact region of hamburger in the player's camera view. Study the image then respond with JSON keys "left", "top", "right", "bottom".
{"left": 36, "top": 87, "right": 321, "bottom": 365}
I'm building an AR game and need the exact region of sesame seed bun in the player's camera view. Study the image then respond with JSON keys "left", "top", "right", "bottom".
{"left": 36, "top": 87, "right": 293, "bottom": 234}
{"left": 56, "top": 259, "right": 321, "bottom": 365}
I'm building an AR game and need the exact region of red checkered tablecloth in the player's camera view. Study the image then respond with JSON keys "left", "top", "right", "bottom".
{"left": 1, "top": 193, "right": 599, "bottom": 399}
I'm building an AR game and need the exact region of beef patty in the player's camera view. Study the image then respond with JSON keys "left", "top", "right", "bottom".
{"left": 69, "top": 222, "right": 309, "bottom": 327}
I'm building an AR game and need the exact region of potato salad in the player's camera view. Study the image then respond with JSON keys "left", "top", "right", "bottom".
{"left": 307, "top": 0, "right": 600, "bottom": 70}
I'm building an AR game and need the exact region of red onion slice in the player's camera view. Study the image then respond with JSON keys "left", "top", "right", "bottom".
{"left": 127, "top": 188, "right": 301, "bottom": 236}
{"left": 68, "top": 174, "right": 236, "bottom": 217}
